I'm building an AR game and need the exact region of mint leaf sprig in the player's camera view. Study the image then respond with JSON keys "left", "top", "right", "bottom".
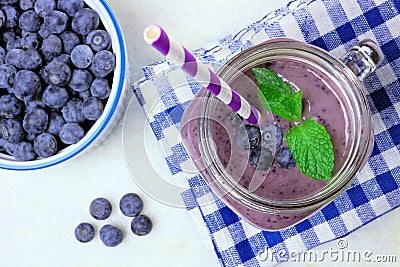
{"left": 253, "top": 68, "right": 334, "bottom": 180}
{"left": 253, "top": 68, "right": 302, "bottom": 122}
{"left": 286, "top": 118, "right": 334, "bottom": 179}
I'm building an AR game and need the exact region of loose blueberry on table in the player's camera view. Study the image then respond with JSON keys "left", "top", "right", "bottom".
{"left": 75, "top": 194, "right": 153, "bottom": 246}
{"left": 119, "top": 192, "right": 143, "bottom": 217}
{"left": 99, "top": 224, "right": 123, "bottom": 247}
{"left": 0, "top": 0, "right": 116, "bottom": 161}
{"left": 131, "top": 214, "right": 153, "bottom": 236}
{"left": 74, "top": 222, "right": 95, "bottom": 243}
{"left": 89, "top": 197, "right": 112, "bottom": 220}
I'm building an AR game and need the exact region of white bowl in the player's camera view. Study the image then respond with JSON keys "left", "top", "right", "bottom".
{"left": 0, "top": 0, "right": 129, "bottom": 170}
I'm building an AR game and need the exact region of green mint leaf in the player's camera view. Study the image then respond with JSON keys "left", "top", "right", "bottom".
{"left": 285, "top": 118, "right": 334, "bottom": 180}
{"left": 253, "top": 68, "right": 302, "bottom": 122}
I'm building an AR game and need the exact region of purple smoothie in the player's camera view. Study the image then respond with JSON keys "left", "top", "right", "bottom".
{"left": 181, "top": 59, "right": 349, "bottom": 230}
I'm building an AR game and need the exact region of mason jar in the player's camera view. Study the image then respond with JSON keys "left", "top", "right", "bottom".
{"left": 180, "top": 38, "right": 383, "bottom": 231}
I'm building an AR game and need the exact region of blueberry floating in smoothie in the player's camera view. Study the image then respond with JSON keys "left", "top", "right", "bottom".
{"left": 235, "top": 125, "right": 261, "bottom": 150}
{"left": 262, "top": 123, "right": 283, "bottom": 149}
{"left": 250, "top": 147, "right": 274, "bottom": 171}
{"left": 276, "top": 147, "right": 296, "bottom": 169}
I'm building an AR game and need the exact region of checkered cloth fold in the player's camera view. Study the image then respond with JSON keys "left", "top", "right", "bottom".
{"left": 133, "top": 0, "right": 400, "bottom": 266}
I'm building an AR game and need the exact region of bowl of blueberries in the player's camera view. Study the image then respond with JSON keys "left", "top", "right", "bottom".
{"left": 0, "top": 0, "right": 129, "bottom": 170}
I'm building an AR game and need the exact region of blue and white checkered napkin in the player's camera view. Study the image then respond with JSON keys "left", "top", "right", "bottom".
{"left": 133, "top": 0, "right": 400, "bottom": 266}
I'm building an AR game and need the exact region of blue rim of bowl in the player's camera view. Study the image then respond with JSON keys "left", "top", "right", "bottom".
{"left": 0, "top": 0, "right": 126, "bottom": 171}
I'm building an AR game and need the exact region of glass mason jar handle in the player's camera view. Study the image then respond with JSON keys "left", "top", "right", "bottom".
{"left": 340, "top": 39, "right": 384, "bottom": 81}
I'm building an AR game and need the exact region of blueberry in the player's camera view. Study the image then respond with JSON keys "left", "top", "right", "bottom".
{"left": 13, "top": 141, "right": 36, "bottom": 161}
{"left": 47, "top": 112, "right": 65, "bottom": 136}
{"left": 0, "top": 46, "right": 5, "bottom": 63}
{"left": 100, "top": 224, "right": 123, "bottom": 247}
{"left": 23, "top": 108, "right": 48, "bottom": 134}
{"left": 37, "top": 26, "right": 51, "bottom": 39}
{"left": 42, "top": 10, "right": 68, "bottom": 35}
{"left": 0, "top": 118, "right": 4, "bottom": 136}
{"left": 2, "top": 119, "right": 24, "bottom": 143}
{"left": 72, "top": 8, "right": 100, "bottom": 35}
{"left": 90, "top": 78, "right": 111, "bottom": 99}
{"left": 23, "top": 49, "right": 43, "bottom": 70}
{"left": 235, "top": 125, "right": 261, "bottom": 150}
{"left": 2, "top": 28, "right": 17, "bottom": 43}
{"left": 34, "top": 0, "right": 55, "bottom": 17}
{"left": 6, "top": 37, "right": 21, "bottom": 51}
{"left": 21, "top": 32, "right": 42, "bottom": 50}
{"left": 20, "top": 0, "right": 35, "bottom": 11}
{"left": 1, "top": 5, "right": 18, "bottom": 28}
{"left": 25, "top": 99, "right": 46, "bottom": 111}
{"left": 131, "top": 215, "right": 153, "bottom": 236}
{"left": 60, "top": 31, "right": 80, "bottom": 54}
{"left": 71, "top": 45, "right": 94, "bottom": 69}
{"left": 0, "top": 137, "right": 7, "bottom": 152}
{"left": 78, "top": 89, "right": 91, "bottom": 101}
{"left": 34, "top": 132, "right": 57, "bottom": 158}
{"left": 69, "top": 69, "right": 93, "bottom": 92}
{"left": 0, "top": 0, "right": 18, "bottom": 4}
{"left": 0, "top": 138, "right": 16, "bottom": 155}
{"left": 61, "top": 98, "right": 85, "bottom": 123}
{"left": 42, "top": 85, "right": 69, "bottom": 109}
{"left": 262, "top": 123, "right": 283, "bottom": 149}
{"left": 53, "top": 54, "right": 71, "bottom": 65}
{"left": 90, "top": 50, "right": 116, "bottom": 78}
{"left": 57, "top": 0, "right": 84, "bottom": 17}
{"left": 86, "top": 30, "right": 112, "bottom": 52}
{"left": 0, "top": 64, "right": 16, "bottom": 88}
{"left": 0, "top": 94, "right": 23, "bottom": 118}
{"left": 74, "top": 222, "right": 95, "bottom": 243}
{"left": 40, "top": 35, "right": 62, "bottom": 61}
{"left": 249, "top": 147, "right": 273, "bottom": 171}
{"left": 6, "top": 49, "right": 42, "bottom": 70}
{"left": 25, "top": 132, "right": 36, "bottom": 142}
{"left": 277, "top": 147, "right": 296, "bottom": 169}
{"left": 0, "top": 9, "right": 5, "bottom": 29}
{"left": 13, "top": 70, "right": 42, "bottom": 102}
{"left": 119, "top": 193, "right": 143, "bottom": 217}
{"left": 19, "top": 10, "right": 40, "bottom": 32}
{"left": 82, "top": 97, "right": 103, "bottom": 121}
{"left": 89, "top": 197, "right": 112, "bottom": 220}
{"left": 41, "top": 59, "right": 71, "bottom": 86}
{"left": 5, "top": 49, "right": 24, "bottom": 67}
{"left": 59, "top": 122, "right": 84, "bottom": 144}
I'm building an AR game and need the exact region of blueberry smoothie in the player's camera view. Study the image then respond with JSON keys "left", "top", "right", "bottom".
{"left": 181, "top": 59, "right": 349, "bottom": 230}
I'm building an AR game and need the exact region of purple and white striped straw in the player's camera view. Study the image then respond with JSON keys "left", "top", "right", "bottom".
{"left": 143, "top": 24, "right": 260, "bottom": 125}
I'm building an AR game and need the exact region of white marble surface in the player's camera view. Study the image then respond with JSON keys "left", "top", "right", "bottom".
{"left": 0, "top": 0, "right": 399, "bottom": 266}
